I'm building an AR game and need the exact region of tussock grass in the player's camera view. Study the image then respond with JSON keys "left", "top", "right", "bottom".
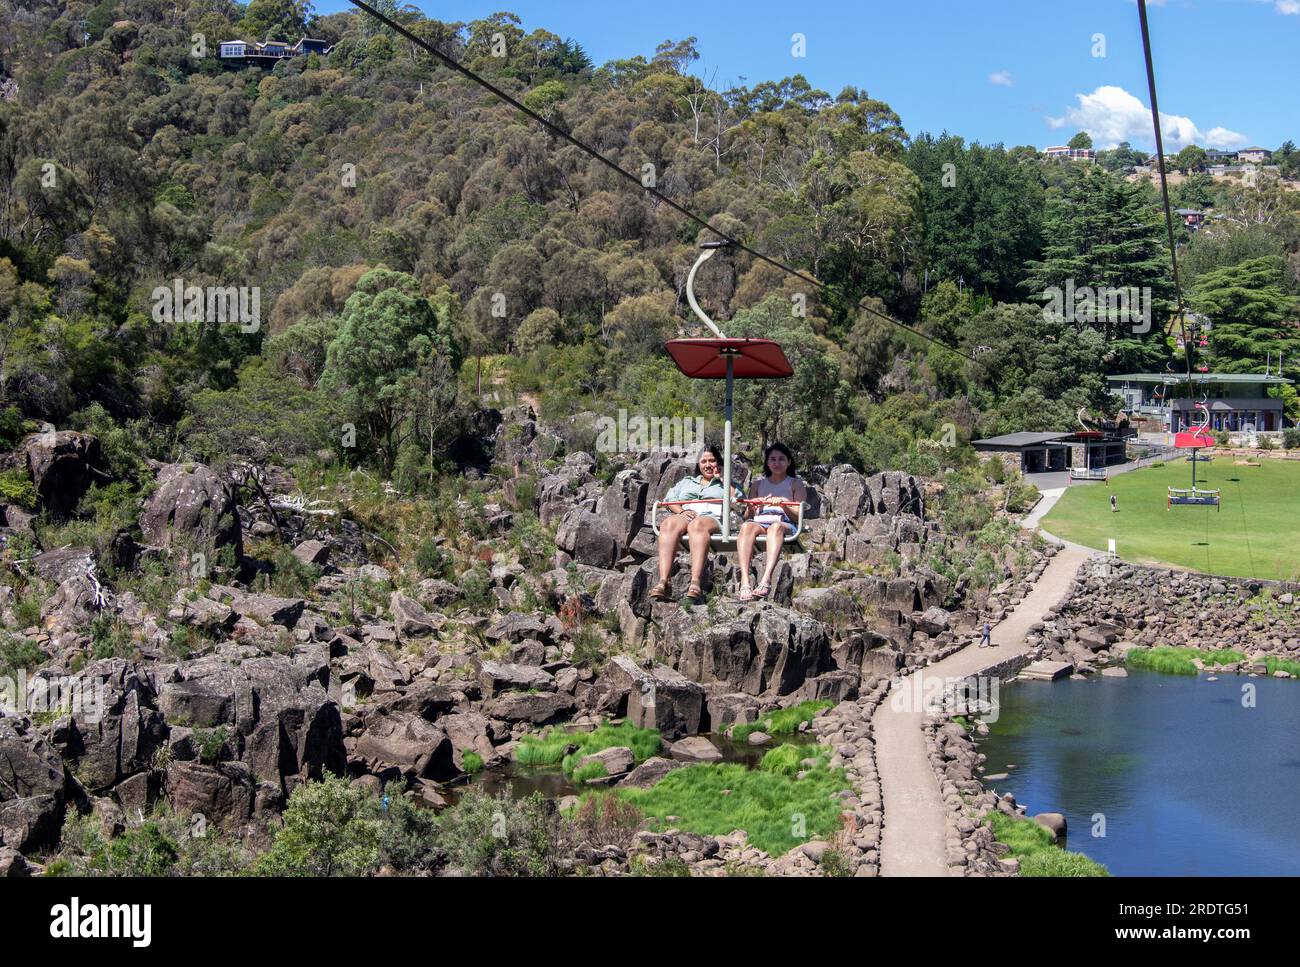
{"left": 1265, "top": 656, "right": 1300, "bottom": 677}
{"left": 615, "top": 753, "right": 847, "bottom": 855}
{"left": 514, "top": 720, "right": 660, "bottom": 774}
{"left": 1126, "top": 646, "right": 1246, "bottom": 676}
{"left": 572, "top": 760, "right": 608, "bottom": 783}
{"left": 984, "top": 811, "right": 1109, "bottom": 877}
{"left": 758, "top": 743, "right": 808, "bottom": 777}
{"left": 730, "top": 700, "right": 832, "bottom": 743}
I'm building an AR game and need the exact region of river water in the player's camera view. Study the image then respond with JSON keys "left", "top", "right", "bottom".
{"left": 977, "top": 669, "right": 1300, "bottom": 876}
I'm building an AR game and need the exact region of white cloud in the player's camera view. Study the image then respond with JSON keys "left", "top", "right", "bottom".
{"left": 1276, "top": 0, "right": 1300, "bottom": 15}
{"left": 989, "top": 70, "right": 1013, "bottom": 87}
{"left": 1049, "top": 85, "right": 1248, "bottom": 150}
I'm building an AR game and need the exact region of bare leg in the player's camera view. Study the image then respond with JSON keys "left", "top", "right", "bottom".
{"left": 685, "top": 515, "right": 720, "bottom": 590}
{"left": 657, "top": 514, "right": 690, "bottom": 584}
{"left": 759, "top": 521, "right": 786, "bottom": 588}
{"left": 737, "top": 521, "right": 762, "bottom": 591}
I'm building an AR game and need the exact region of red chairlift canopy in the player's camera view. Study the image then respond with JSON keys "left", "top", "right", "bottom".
{"left": 1174, "top": 430, "right": 1215, "bottom": 449}
{"left": 664, "top": 338, "right": 793, "bottom": 379}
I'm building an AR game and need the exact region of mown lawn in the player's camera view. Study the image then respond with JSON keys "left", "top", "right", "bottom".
{"left": 1040, "top": 457, "right": 1300, "bottom": 581}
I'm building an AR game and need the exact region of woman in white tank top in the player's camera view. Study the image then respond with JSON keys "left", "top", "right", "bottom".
{"left": 736, "top": 442, "right": 806, "bottom": 600}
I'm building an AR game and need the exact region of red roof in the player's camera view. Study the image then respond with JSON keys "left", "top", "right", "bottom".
{"left": 664, "top": 338, "right": 793, "bottom": 379}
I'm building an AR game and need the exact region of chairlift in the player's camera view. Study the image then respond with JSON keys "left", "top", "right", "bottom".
{"left": 650, "top": 240, "right": 806, "bottom": 550}
{"left": 1169, "top": 401, "right": 1220, "bottom": 509}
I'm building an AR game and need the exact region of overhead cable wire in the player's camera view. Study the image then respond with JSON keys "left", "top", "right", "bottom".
{"left": 1137, "top": 0, "right": 1195, "bottom": 389}
{"left": 348, "top": 0, "right": 981, "bottom": 364}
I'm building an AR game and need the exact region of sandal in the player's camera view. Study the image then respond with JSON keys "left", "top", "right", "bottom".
{"left": 649, "top": 578, "right": 673, "bottom": 602}
{"left": 752, "top": 582, "right": 771, "bottom": 599}
{"left": 684, "top": 581, "right": 703, "bottom": 604}
{"left": 737, "top": 585, "right": 754, "bottom": 602}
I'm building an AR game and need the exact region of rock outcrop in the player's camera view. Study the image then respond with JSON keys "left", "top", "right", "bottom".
{"left": 24, "top": 430, "right": 101, "bottom": 517}
{"left": 140, "top": 462, "right": 243, "bottom": 561}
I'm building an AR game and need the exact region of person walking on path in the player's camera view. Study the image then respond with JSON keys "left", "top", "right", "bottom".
{"left": 979, "top": 621, "right": 991, "bottom": 648}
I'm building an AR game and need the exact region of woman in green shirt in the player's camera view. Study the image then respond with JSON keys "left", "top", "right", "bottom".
{"left": 650, "top": 444, "right": 744, "bottom": 605}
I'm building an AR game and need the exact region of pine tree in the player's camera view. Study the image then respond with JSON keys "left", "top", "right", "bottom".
{"left": 1191, "top": 256, "right": 1300, "bottom": 375}
{"left": 1021, "top": 165, "right": 1174, "bottom": 369}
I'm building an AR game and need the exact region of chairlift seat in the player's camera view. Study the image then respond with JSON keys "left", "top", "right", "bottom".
{"left": 650, "top": 497, "right": 806, "bottom": 551}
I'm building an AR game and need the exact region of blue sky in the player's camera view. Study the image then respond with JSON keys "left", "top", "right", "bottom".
{"left": 315, "top": 0, "right": 1299, "bottom": 151}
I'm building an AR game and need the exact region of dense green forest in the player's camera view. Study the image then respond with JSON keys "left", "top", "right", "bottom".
{"left": 1, "top": 0, "right": 1298, "bottom": 491}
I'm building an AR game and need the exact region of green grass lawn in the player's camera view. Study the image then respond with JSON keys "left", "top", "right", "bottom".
{"left": 1041, "top": 457, "right": 1300, "bottom": 581}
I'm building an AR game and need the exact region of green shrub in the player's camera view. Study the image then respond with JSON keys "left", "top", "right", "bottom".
{"left": 256, "top": 775, "right": 384, "bottom": 877}
{"left": 266, "top": 544, "right": 321, "bottom": 598}
{"left": 167, "top": 626, "right": 194, "bottom": 659}
{"left": 0, "top": 469, "right": 37, "bottom": 511}
{"left": 56, "top": 812, "right": 179, "bottom": 877}
{"left": 90, "top": 614, "right": 135, "bottom": 660}
{"left": 1283, "top": 428, "right": 1300, "bottom": 450}
{"left": 508, "top": 511, "right": 555, "bottom": 568}
{"left": 0, "top": 406, "right": 30, "bottom": 451}
{"left": 12, "top": 589, "right": 43, "bottom": 628}
{"left": 461, "top": 751, "right": 484, "bottom": 774}
{"left": 455, "top": 565, "right": 492, "bottom": 611}
{"left": 567, "top": 792, "right": 643, "bottom": 851}
{"left": 630, "top": 855, "right": 692, "bottom": 877}
{"left": 820, "top": 848, "right": 854, "bottom": 877}
{"left": 0, "top": 633, "right": 47, "bottom": 678}
{"left": 193, "top": 726, "right": 230, "bottom": 765}
{"left": 415, "top": 538, "right": 450, "bottom": 579}
{"left": 569, "top": 622, "right": 607, "bottom": 668}
{"left": 437, "top": 791, "right": 557, "bottom": 877}
{"left": 376, "top": 781, "right": 439, "bottom": 872}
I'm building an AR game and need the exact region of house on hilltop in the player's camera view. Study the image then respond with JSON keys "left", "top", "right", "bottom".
{"left": 218, "top": 37, "right": 332, "bottom": 66}
{"left": 1043, "top": 145, "right": 1096, "bottom": 163}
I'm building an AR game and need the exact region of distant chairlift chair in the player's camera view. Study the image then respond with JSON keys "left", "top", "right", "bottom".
{"left": 1070, "top": 406, "right": 1109, "bottom": 482}
{"left": 1168, "top": 401, "right": 1220, "bottom": 509}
